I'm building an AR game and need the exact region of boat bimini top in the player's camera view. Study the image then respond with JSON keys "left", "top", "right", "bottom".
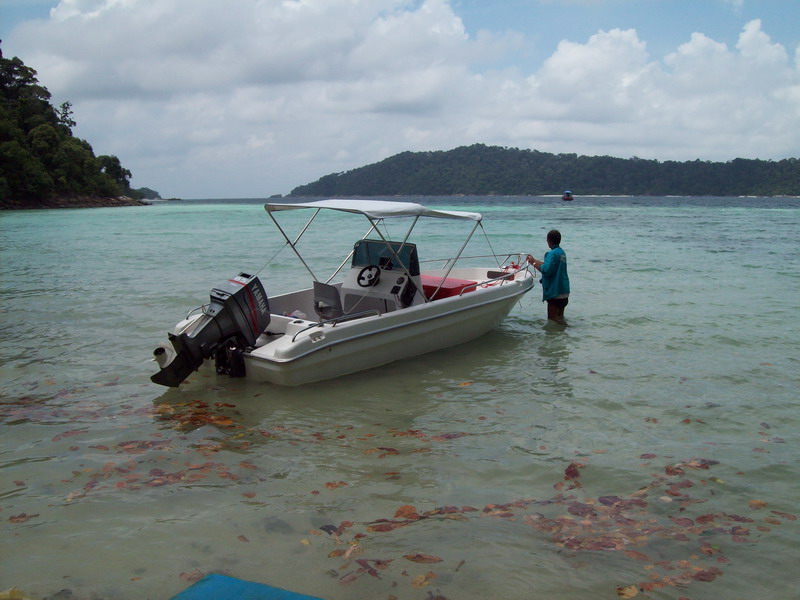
{"left": 265, "top": 199, "right": 482, "bottom": 222}
{"left": 264, "top": 199, "right": 485, "bottom": 289}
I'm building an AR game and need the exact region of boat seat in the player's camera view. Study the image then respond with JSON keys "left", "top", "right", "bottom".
{"left": 420, "top": 274, "right": 477, "bottom": 299}
{"left": 313, "top": 281, "right": 344, "bottom": 320}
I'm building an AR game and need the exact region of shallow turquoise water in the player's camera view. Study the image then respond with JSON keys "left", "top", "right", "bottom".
{"left": 1, "top": 197, "right": 799, "bottom": 600}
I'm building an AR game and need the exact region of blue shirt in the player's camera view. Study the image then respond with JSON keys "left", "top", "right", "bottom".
{"left": 539, "top": 246, "right": 570, "bottom": 301}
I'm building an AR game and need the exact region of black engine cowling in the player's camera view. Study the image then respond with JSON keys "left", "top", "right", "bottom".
{"left": 151, "top": 272, "right": 270, "bottom": 387}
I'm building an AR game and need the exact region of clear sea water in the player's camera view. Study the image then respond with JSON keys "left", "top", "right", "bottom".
{"left": 1, "top": 196, "right": 798, "bottom": 600}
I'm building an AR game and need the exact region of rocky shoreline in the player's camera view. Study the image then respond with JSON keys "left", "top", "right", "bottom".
{"left": 0, "top": 195, "right": 151, "bottom": 210}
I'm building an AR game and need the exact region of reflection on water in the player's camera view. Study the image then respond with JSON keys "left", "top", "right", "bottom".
{"left": 538, "top": 322, "right": 572, "bottom": 370}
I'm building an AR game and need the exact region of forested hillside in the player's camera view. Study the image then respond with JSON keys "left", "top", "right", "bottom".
{"left": 0, "top": 43, "right": 149, "bottom": 208}
{"left": 290, "top": 144, "right": 800, "bottom": 197}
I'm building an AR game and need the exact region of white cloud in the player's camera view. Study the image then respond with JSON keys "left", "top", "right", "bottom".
{"left": 656, "top": 19, "right": 798, "bottom": 153}
{"left": 6, "top": 1, "right": 799, "bottom": 197}
{"left": 736, "top": 18, "right": 788, "bottom": 65}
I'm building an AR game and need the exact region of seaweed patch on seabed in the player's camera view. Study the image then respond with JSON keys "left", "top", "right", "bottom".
{"left": 4, "top": 394, "right": 797, "bottom": 598}
{"left": 312, "top": 457, "right": 797, "bottom": 598}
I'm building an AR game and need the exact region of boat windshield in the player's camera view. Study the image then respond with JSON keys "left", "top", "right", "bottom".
{"left": 352, "top": 240, "right": 420, "bottom": 276}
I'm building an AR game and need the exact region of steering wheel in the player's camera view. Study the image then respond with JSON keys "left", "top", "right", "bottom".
{"left": 357, "top": 265, "right": 381, "bottom": 287}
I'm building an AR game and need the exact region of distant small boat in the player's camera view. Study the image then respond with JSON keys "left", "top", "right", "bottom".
{"left": 562, "top": 190, "right": 574, "bottom": 201}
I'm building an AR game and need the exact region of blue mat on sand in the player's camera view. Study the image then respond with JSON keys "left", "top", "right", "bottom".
{"left": 170, "top": 574, "right": 324, "bottom": 600}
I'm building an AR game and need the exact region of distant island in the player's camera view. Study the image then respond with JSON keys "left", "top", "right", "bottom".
{"left": 290, "top": 144, "right": 800, "bottom": 198}
{"left": 0, "top": 43, "right": 157, "bottom": 209}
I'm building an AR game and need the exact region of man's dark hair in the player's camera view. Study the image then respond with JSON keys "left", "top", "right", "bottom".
{"left": 547, "top": 230, "right": 561, "bottom": 245}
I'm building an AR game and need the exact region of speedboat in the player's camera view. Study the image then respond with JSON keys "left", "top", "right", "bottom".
{"left": 562, "top": 190, "right": 574, "bottom": 201}
{"left": 150, "top": 199, "right": 535, "bottom": 387}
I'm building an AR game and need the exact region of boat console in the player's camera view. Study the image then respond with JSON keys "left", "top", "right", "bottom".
{"left": 340, "top": 240, "right": 424, "bottom": 313}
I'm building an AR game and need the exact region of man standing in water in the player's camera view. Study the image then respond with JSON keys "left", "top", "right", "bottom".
{"left": 528, "top": 230, "right": 570, "bottom": 324}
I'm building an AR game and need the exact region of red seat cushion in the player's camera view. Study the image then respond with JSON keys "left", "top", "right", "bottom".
{"left": 420, "top": 274, "right": 477, "bottom": 299}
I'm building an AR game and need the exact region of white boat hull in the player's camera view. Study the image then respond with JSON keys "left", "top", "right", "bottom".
{"left": 243, "top": 275, "right": 532, "bottom": 385}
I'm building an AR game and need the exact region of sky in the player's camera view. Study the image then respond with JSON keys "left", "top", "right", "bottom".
{"left": 1, "top": 0, "right": 798, "bottom": 198}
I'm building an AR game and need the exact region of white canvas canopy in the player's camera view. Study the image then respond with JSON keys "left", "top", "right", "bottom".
{"left": 265, "top": 199, "right": 482, "bottom": 222}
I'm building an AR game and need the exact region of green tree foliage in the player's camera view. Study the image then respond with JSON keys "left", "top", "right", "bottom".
{"left": 0, "top": 43, "right": 134, "bottom": 206}
{"left": 97, "top": 154, "right": 132, "bottom": 190}
{"left": 290, "top": 144, "right": 800, "bottom": 198}
{"left": 132, "top": 187, "right": 161, "bottom": 199}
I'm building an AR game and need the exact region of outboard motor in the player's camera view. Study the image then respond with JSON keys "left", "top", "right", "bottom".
{"left": 151, "top": 272, "right": 270, "bottom": 387}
